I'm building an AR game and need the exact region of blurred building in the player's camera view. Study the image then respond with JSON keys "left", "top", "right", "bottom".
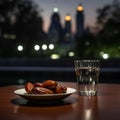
{"left": 48, "top": 8, "right": 63, "bottom": 44}
{"left": 75, "top": 4, "right": 85, "bottom": 38}
{"left": 48, "top": 4, "right": 85, "bottom": 43}
{"left": 63, "top": 14, "right": 73, "bottom": 43}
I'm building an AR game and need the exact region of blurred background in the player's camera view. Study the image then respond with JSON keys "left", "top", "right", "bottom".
{"left": 0, "top": 0, "right": 120, "bottom": 86}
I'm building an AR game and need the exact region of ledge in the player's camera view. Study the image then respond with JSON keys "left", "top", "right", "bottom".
{"left": 0, "top": 66, "right": 119, "bottom": 73}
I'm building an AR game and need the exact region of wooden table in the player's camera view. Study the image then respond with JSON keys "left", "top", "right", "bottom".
{"left": 0, "top": 82, "right": 120, "bottom": 120}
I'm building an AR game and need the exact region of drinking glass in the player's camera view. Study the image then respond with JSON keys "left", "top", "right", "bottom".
{"left": 74, "top": 60, "right": 100, "bottom": 96}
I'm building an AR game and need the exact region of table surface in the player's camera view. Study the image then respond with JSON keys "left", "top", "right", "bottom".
{"left": 0, "top": 82, "right": 120, "bottom": 120}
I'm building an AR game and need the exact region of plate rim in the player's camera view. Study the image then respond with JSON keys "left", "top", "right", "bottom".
{"left": 14, "top": 87, "right": 77, "bottom": 97}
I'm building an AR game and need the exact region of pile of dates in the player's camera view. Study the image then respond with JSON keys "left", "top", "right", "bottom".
{"left": 25, "top": 80, "right": 67, "bottom": 94}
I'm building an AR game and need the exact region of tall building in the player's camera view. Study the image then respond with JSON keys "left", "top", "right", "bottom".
{"left": 75, "top": 4, "right": 84, "bottom": 38}
{"left": 48, "top": 7, "right": 63, "bottom": 43}
{"left": 63, "top": 14, "right": 73, "bottom": 43}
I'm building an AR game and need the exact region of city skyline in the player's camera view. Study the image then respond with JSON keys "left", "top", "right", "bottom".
{"left": 34, "top": 0, "right": 114, "bottom": 32}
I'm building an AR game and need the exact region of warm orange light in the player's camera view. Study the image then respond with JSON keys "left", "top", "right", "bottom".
{"left": 77, "top": 5, "right": 83, "bottom": 11}
{"left": 65, "top": 15, "right": 71, "bottom": 21}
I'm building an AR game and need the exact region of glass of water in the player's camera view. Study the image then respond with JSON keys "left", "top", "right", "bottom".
{"left": 74, "top": 60, "right": 100, "bottom": 96}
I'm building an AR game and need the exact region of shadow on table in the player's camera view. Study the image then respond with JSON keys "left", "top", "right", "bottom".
{"left": 11, "top": 95, "right": 79, "bottom": 107}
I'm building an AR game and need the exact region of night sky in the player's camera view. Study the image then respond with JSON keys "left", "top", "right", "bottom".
{"left": 34, "top": 0, "right": 114, "bottom": 32}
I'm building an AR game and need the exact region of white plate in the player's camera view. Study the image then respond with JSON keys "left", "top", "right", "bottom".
{"left": 14, "top": 87, "right": 76, "bottom": 102}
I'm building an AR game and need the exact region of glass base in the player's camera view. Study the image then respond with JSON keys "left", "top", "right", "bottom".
{"left": 79, "top": 91, "right": 97, "bottom": 96}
